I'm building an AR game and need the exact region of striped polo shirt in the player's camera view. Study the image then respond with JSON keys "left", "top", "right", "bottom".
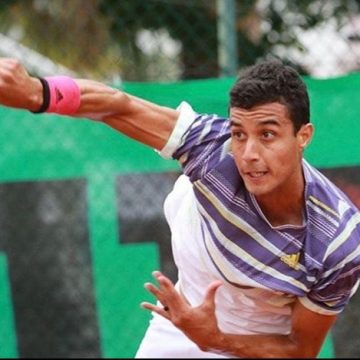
{"left": 160, "top": 102, "right": 360, "bottom": 315}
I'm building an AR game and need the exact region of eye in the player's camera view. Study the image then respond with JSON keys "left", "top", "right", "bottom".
{"left": 262, "top": 130, "right": 275, "bottom": 140}
{"left": 232, "top": 131, "right": 246, "bottom": 140}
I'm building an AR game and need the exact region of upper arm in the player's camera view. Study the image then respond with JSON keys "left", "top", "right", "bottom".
{"left": 290, "top": 299, "right": 337, "bottom": 358}
{"left": 76, "top": 79, "right": 179, "bottom": 150}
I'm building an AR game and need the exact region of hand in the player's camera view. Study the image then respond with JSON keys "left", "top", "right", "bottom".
{"left": 141, "top": 270, "right": 223, "bottom": 352}
{"left": 0, "top": 58, "right": 43, "bottom": 111}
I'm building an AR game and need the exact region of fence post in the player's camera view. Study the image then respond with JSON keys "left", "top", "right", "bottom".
{"left": 217, "top": 0, "right": 238, "bottom": 77}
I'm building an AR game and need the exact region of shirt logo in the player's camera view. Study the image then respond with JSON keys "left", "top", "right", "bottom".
{"left": 280, "top": 253, "right": 300, "bottom": 270}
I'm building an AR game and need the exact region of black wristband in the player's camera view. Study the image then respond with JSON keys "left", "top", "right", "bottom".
{"left": 31, "top": 77, "right": 50, "bottom": 113}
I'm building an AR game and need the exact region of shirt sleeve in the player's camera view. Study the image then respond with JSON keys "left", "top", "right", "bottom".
{"left": 158, "top": 101, "right": 198, "bottom": 159}
{"left": 159, "top": 101, "right": 231, "bottom": 182}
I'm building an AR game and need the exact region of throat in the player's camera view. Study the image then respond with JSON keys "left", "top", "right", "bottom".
{"left": 265, "top": 209, "right": 304, "bottom": 227}
{"left": 253, "top": 195, "right": 305, "bottom": 227}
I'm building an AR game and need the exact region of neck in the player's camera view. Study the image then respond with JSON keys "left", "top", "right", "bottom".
{"left": 255, "top": 172, "right": 305, "bottom": 227}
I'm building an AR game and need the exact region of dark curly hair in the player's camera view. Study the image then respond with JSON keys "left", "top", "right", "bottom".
{"left": 229, "top": 59, "right": 310, "bottom": 133}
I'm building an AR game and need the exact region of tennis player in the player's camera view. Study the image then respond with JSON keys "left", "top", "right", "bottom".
{"left": 0, "top": 57, "right": 359, "bottom": 358}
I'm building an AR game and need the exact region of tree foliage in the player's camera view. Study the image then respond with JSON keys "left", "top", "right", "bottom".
{"left": 0, "top": 0, "right": 359, "bottom": 80}
{"left": 98, "top": 0, "right": 359, "bottom": 77}
{"left": 0, "top": 0, "right": 118, "bottom": 80}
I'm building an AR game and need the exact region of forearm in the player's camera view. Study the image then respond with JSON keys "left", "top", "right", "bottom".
{"left": 74, "top": 79, "right": 129, "bottom": 118}
{"left": 0, "top": 57, "right": 178, "bottom": 150}
{"left": 38, "top": 76, "right": 177, "bottom": 149}
{"left": 204, "top": 332, "right": 313, "bottom": 359}
{"left": 75, "top": 79, "right": 177, "bottom": 149}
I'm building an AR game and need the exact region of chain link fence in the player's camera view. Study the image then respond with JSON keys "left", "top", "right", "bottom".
{"left": 0, "top": 0, "right": 359, "bottom": 82}
{"left": 0, "top": 0, "right": 360, "bottom": 358}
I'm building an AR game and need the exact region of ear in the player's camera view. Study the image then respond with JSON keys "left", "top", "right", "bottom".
{"left": 297, "top": 123, "right": 314, "bottom": 150}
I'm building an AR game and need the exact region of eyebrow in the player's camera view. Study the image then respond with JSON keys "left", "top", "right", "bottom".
{"left": 230, "top": 119, "right": 281, "bottom": 127}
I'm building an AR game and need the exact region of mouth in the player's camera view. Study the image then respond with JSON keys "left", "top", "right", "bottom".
{"left": 245, "top": 171, "right": 268, "bottom": 179}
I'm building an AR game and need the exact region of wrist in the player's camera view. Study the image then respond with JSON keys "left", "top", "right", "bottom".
{"left": 213, "top": 332, "right": 226, "bottom": 353}
{"left": 29, "top": 77, "right": 45, "bottom": 112}
{"left": 31, "top": 76, "right": 80, "bottom": 115}
{"left": 202, "top": 330, "right": 226, "bottom": 354}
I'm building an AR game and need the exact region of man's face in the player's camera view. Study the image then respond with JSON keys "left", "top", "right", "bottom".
{"left": 230, "top": 102, "right": 313, "bottom": 199}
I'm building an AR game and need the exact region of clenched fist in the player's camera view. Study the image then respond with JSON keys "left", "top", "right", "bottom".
{"left": 0, "top": 58, "right": 43, "bottom": 111}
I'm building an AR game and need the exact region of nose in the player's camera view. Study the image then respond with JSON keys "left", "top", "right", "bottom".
{"left": 241, "top": 139, "right": 260, "bottom": 162}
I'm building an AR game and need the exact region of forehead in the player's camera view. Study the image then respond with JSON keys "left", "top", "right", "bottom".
{"left": 229, "top": 102, "right": 291, "bottom": 126}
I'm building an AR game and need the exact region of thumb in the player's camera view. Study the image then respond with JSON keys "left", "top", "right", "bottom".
{"left": 203, "top": 280, "right": 223, "bottom": 308}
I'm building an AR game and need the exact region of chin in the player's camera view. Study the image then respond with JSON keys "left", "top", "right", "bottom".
{"left": 244, "top": 181, "right": 275, "bottom": 197}
{"left": 244, "top": 185, "right": 266, "bottom": 196}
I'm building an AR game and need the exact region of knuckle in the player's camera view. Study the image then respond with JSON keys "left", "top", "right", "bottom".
{"left": 7, "top": 58, "right": 21, "bottom": 71}
{"left": 171, "top": 315, "right": 183, "bottom": 327}
{"left": 172, "top": 313, "right": 191, "bottom": 327}
{"left": 0, "top": 59, "right": 20, "bottom": 82}
{"left": 1, "top": 72, "right": 12, "bottom": 83}
{"left": 0, "top": 69, "right": 14, "bottom": 84}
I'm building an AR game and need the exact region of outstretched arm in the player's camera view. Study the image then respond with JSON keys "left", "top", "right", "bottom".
{"left": 0, "top": 58, "right": 179, "bottom": 150}
{"left": 142, "top": 271, "right": 337, "bottom": 358}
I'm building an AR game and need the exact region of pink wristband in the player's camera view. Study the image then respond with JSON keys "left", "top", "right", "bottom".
{"left": 45, "top": 76, "right": 81, "bottom": 115}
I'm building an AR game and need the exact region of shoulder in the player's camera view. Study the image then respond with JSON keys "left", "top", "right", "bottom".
{"left": 304, "top": 160, "right": 358, "bottom": 221}
{"left": 160, "top": 101, "right": 229, "bottom": 160}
